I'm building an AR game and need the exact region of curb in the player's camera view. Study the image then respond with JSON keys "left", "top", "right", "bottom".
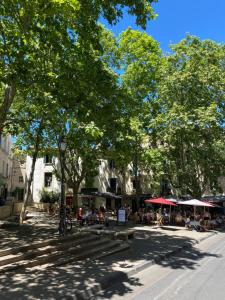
{"left": 76, "top": 230, "right": 219, "bottom": 299}
{"left": 127, "top": 230, "right": 218, "bottom": 277}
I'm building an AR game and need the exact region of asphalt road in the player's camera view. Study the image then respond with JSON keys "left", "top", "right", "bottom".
{"left": 99, "top": 231, "right": 225, "bottom": 300}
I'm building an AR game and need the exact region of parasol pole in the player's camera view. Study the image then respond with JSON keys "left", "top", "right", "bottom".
{"left": 194, "top": 205, "right": 196, "bottom": 221}
{"left": 169, "top": 205, "right": 171, "bottom": 223}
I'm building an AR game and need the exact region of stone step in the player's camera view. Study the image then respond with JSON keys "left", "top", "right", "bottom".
{"left": 91, "top": 242, "right": 130, "bottom": 260}
{"left": 0, "top": 237, "right": 112, "bottom": 273}
{"left": 31, "top": 239, "right": 127, "bottom": 271}
{"left": 26, "top": 206, "right": 44, "bottom": 213}
{"left": 0, "top": 231, "right": 89, "bottom": 257}
{"left": 0, "top": 234, "right": 97, "bottom": 267}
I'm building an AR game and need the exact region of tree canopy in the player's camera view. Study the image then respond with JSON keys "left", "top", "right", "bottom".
{"left": 156, "top": 36, "right": 225, "bottom": 197}
{"left": 2, "top": 1, "right": 225, "bottom": 200}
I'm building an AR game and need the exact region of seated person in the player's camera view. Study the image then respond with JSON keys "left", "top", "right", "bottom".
{"left": 185, "top": 216, "right": 191, "bottom": 229}
{"left": 216, "top": 216, "right": 223, "bottom": 227}
{"left": 150, "top": 210, "right": 155, "bottom": 221}
{"left": 199, "top": 218, "right": 207, "bottom": 231}
{"left": 66, "top": 205, "right": 71, "bottom": 217}
{"left": 156, "top": 212, "right": 163, "bottom": 226}
{"left": 98, "top": 211, "right": 105, "bottom": 223}
{"left": 133, "top": 211, "right": 139, "bottom": 224}
{"left": 88, "top": 209, "right": 98, "bottom": 224}
{"left": 77, "top": 207, "right": 86, "bottom": 226}
{"left": 146, "top": 211, "right": 151, "bottom": 224}
{"left": 175, "top": 212, "right": 183, "bottom": 225}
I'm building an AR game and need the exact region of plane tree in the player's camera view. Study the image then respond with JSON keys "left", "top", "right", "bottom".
{"left": 156, "top": 36, "right": 225, "bottom": 197}
{"left": 0, "top": 0, "right": 158, "bottom": 131}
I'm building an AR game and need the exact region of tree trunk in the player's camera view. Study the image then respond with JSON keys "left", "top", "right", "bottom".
{"left": 19, "top": 119, "right": 43, "bottom": 224}
{"left": 0, "top": 83, "right": 16, "bottom": 132}
{"left": 19, "top": 151, "right": 38, "bottom": 224}
{"left": 72, "top": 185, "right": 80, "bottom": 211}
{"left": 121, "top": 167, "right": 126, "bottom": 195}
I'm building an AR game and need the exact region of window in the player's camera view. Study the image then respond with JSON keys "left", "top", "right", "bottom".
{"left": 109, "top": 178, "right": 117, "bottom": 193}
{"left": 132, "top": 179, "right": 140, "bottom": 190}
{"left": 17, "top": 189, "right": 24, "bottom": 201}
{"left": 19, "top": 176, "right": 24, "bottom": 183}
{"left": 44, "top": 173, "right": 52, "bottom": 187}
{"left": 44, "top": 155, "right": 53, "bottom": 164}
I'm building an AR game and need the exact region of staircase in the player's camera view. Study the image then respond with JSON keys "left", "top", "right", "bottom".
{"left": 0, "top": 232, "right": 129, "bottom": 273}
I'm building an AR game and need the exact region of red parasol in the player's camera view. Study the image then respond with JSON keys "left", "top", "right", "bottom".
{"left": 145, "top": 197, "right": 176, "bottom": 206}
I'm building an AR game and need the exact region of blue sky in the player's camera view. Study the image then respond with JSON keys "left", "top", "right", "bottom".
{"left": 101, "top": 0, "right": 225, "bottom": 52}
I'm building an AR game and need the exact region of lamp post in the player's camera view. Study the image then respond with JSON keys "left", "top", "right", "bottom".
{"left": 59, "top": 138, "right": 67, "bottom": 235}
{"left": 134, "top": 134, "right": 140, "bottom": 210}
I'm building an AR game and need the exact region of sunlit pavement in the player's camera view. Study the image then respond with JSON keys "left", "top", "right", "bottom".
{"left": 0, "top": 219, "right": 222, "bottom": 299}
{"left": 104, "top": 230, "right": 225, "bottom": 300}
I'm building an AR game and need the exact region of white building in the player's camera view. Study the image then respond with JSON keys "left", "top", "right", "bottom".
{"left": 26, "top": 155, "right": 61, "bottom": 203}
{"left": 24, "top": 152, "right": 225, "bottom": 210}
{"left": 0, "top": 134, "right": 12, "bottom": 199}
{"left": 10, "top": 155, "right": 26, "bottom": 201}
{"left": 26, "top": 154, "right": 150, "bottom": 210}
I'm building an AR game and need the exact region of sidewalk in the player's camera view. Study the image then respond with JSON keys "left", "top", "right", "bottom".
{"left": 0, "top": 222, "right": 222, "bottom": 300}
{"left": 0, "top": 220, "right": 59, "bottom": 251}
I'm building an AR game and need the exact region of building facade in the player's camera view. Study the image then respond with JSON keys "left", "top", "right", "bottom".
{"left": 10, "top": 155, "right": 26, "bottom": 202}
{"left": 26, "top": 155, "right": 61, "bottom": 203}
{"left": 0, "top": 134, "right": 12, "bottom": 200}
{"left": 25, "top": 155, "right": 152, "bottom": 209}
{"left": 24, "top": 153, "right": 225, "bottom": 209}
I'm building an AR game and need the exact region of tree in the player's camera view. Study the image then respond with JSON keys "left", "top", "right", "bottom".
{"left": 0, "top": 0, "right": 83, "bottom": 131}
{"left": 115, "top": 29, "right": 163, "bottom": 197}
{"left": 9, "top": 90, "right": 54, "bottom": 223}
{"left": 52, "top": 119, "right": 102, "bottom": 209}
{"left": 157, "top": 36, "right": 225, "bottom": 197}
{"left": 40, "top": 27, "right": 120, "bottom": 208}
{"left": 0, "top": 0, "right": 158, "bottom": 131}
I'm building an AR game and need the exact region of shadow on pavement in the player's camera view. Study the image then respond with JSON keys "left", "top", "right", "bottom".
{"left": 0, "top": 226, "right": 59, "bottom": 250}
{"left": 0, "top": 227, "right": 223, "bottom": 299}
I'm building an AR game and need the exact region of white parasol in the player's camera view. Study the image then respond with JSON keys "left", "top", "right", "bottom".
{"left": 178, "top": 199, "right": 214, "bottom": 220}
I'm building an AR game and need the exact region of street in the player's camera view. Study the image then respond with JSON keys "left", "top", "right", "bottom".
{"left": 99, "top": 231, "right": 225, "bottom": 300}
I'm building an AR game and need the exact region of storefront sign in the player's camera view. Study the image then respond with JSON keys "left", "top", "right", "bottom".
{"left": 118, "top": 209, "right": 126, "bottom": 224}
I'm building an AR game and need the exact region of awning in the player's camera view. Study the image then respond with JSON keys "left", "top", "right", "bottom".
{"left": 201, "top": 196, "right": 225, "bottom": 203}
{"left": 91, "top": 192, "right": 122, "bottom": 199}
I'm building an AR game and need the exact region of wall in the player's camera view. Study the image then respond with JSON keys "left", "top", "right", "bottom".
{"left": 0, "top": 202, "right": 22, "bottom": 220}
{"left": 13, "top": 202, "right": 23, "bottom": 214}
{"left": 26, "top": 156, "right": 61, "bottom": 203}
{"left": 25, "top": 156, "right": 153, "bottom": 204}
{"left": 32, "top": 202, "right": 50, "bottom": 211}
{"left": 0, "top": 134, "right": 12, "bottom": 196}
{"left": 95, "top": 159, "right": 135, "bottom": 195}
{"left": 11, "top": 157, "right": 26, "bottom": 201}
{"left": 0, "top": 205, "right": 11, "bottom": 219}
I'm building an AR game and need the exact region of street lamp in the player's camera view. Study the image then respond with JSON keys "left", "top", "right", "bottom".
{"left": 59, "top": 138, "right": 67, "bottom": 235}
{"left": 133, "top": 134, "right": 140, "bottom": 210}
